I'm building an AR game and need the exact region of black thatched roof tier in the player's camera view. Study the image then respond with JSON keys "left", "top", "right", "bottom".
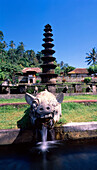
{"left": 43, "top": 37, "right": 53, "bottom": 42}
{"left": 44, "top": 24, "right": 52, "bottom": 30}
{"left": 42, "top": 42, "right": 54, "bottom": 48}
{"left": 41, "top": 64, "right": 56, "bottom": 69}
{"left": 42, "top": 49, "right": 55, "bottom": 55}
{"left": 44, "top": 28, "right": 52, "bottom": 32}
{"left": 43, "top": 32, "right": 53, "bottom": 37}
{"left": 41, "top": 56, "right": 56, "bottom": 61}
{"left": 39, "top": 73, "right": 58, "bottom": 77}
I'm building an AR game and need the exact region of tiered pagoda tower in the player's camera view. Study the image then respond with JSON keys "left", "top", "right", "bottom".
{"left": 40, "top": 24, "right": 57, "bottom": 84}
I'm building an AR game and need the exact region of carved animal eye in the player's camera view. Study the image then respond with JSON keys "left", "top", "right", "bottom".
{"left": 40, "top": 107, "right": 43, "bottom": 111}
{"left": 47, "top": 107, "right": 50, "bottom": 110}
{"left": 32, "top": 100, "right": 38, "bottom": 107}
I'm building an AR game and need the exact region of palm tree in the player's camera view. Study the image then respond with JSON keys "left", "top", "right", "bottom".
{"left": 0, "top": 31, "right": 4, "bottom": 42}
{"left": 36, "top": 51, "right": 43, "bottom": 64}
{"left": 0, "top": 32, "right": 7, "bottom": 62}
{"left": 85, "top": 48, "right": 97, "bottom": 65}
{"left": 8, "top": 41, "right": 16, "bottom": 64}
{"left": 9, "top": 40, "right": 15, "bottom": 49}
{"left": 17, "top": 42, "right": 25, "bottom": 57}
{"left": 25, "top": 49, "right": 36, "bottom": 65}
{"left": 60, "top": 61, "right": 64, "bottom": 69}
{"left": 3, "top": 41, "right": 8, "bottom": 49}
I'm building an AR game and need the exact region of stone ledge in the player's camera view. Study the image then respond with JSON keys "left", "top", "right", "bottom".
{"left": 0, "top": 122, "right": 97, "bottom": 145}
{"left": 55, "top": 122, "right": 97, "bottom": 140}
{"left": 63, "top": 122, "right": 97, "bottom": 131}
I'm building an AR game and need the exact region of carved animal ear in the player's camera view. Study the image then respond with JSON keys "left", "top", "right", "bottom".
{"left": 56, "top": 92, "right": 64, "bottom": 103}
{"left": 25, "top": 93, "right": 36, "bottom": 105}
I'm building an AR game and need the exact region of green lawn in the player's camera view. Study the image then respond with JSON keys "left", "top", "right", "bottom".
{"left": 60, "top": 102, "right": 97, "bottom": 124}
{"left": 0, "top": 94, "right": 97, "bottom": 104}
{"left": 64, "top": 95, "right": 97, "bottom": 101}
{"left": 0, "top": 105, "right": 29, "bottom": 129}
{"left": 0, "top": 102, "right": 97, "bottom": 129}
{"left": 0, "top": 98, "right": 26, "bottom": 104}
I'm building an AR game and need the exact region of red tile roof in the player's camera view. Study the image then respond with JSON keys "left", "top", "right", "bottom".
{"left": 22, "top": 67, "right": 42, "bottom": 73}
{"left": 68, "top": 68, "right": 88, "bottom": 74}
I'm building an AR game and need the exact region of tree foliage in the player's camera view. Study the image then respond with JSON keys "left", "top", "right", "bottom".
{"left": 84, "top": 77, "right": 92, "bottom": 84}
{"left": 55, "top": 66, "right": 61, "bottom": 75}
{"left": 55, "top": 62, "right": 75, "bottom": 76}
{"left": 85, "top": 48, "right": 97, "bottom": 65}
{"left": 0, "top": 31, "right": 4, "bottom": 41}
{"left": 88, "top": 64, "right": 97, "bottom": 75}
{"left": 0, "top": 31, "right": 76, "bottom": 83}
{"left": 0, "top": 31, "right": 43, "bottom": 83}
{"left": 62, "top": 63, "right": 75, "bottom": 76}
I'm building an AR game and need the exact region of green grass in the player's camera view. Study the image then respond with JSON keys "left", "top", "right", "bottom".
{"left": 0, "top": 102, "right": 97, "bottom": 129}
{"left": 0, "top": 98, "right": 26, "bottom": 104}
{"left": 0, "top": 94, "right": 97, "bottom": 104}
{"left": 0, "top": 105, "right": 29, "bottom": 129}
{"left": 64, "top": 95, "right": 97, "bottom": 101}
{"left": 60, "top": 102, "right": 97, "bottom": 124}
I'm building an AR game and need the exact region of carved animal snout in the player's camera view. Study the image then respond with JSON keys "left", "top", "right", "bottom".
{"left": 25, "top": 91, "right": 64, "bottom": 123}
{"left": 37, "top": 105, "right": 52, "bottom": 114}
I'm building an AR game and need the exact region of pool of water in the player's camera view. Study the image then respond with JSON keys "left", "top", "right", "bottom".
{"left": 0, "top": 139, "right": 97, "bottom": 170}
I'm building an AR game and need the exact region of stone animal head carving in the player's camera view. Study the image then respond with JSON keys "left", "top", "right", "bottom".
{"left": 25, "top": 90, "right": 64, "bottom": 126}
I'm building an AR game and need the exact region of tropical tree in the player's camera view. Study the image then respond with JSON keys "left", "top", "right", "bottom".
{"left": 60, "top": 61, "right": 64, "bottom": 69}
{"left": 24, "top": 49, "right": 36, "bottom": 66}
{"left": 55, "top": 65, "right": 61, "bottom": 75}
{"left": 9, "top": 40, "right": 15, "bottom": 49}
{"left": 85, "top": 48, "right": 97, "bottom": 65}
{"left": 94, "top": 65, "right": 97, "bottom": 73}
{"left": 0, "top": 31, "right": 4, "bottom": 42}
{"left": 16, "top": 42, "right": 26, "bottom": 66}
{"left": 17, "top": 42, "right": 25, "bottom": 57}
{"left": 7, "top": 40, "right": 17, "bottom": 64}
{"left": 0, "top": 62, "right": 22, "bottom": 83}
{"left": 0, "top": 31, "right": 7, "bottom": 63}
{"left": 3, "top": 41, "right": 7, "bottom": 49}
{"left": 87, "top": 65, "right": 94, "bottom": 75}
{"left": 88, "top": 64, "right": 97, "bottom": 76}
{"left": 36, "top": 51, "right": 43, "bottom": 65}
{"left": 33, "top": 56, "right": 39, "bottom": 66}
{"left": 24, "top": 50, "right": 41, "bottom": 67}
{"left": 62, "top": 63, "right": 75, "bottom": 76}
{"left": 7, "top": 48, "right": 17, "bottom": 64}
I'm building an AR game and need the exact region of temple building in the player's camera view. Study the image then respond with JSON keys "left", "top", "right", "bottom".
{"left": 18, "top": 67, "right": 41, "bottom": 84}
{"left": 68, "top": 68, "right": 89, "bottom": 78}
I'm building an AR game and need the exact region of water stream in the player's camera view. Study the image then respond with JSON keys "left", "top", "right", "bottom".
{"left": 41, "top": 125, "right": 48, "bottom": 151}
{"left": 37, "top": 124, "right": 58, "bottom": 152}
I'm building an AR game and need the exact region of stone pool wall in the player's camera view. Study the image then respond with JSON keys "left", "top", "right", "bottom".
{"left": 0, "top": 122, "right": 97, "bottom": 145}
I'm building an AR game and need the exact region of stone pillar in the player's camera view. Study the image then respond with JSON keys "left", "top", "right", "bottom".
{"left": 47, "top": 85, "right": 56, "bottom": 94}
{"left": 92, "top": 85, "right": 96, "bottom": 93}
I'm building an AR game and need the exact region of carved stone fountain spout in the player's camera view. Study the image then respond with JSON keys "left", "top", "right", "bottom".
{"left": 25, "top": 90, "right": 64, "bottom": 129}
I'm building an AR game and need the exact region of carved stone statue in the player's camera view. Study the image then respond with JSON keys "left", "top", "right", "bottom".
{"left": 25, "top": 90, "right": 64, "bottom": 127}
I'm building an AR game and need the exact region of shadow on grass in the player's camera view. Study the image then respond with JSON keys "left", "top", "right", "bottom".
{"left": 12, "top": 107, "right": 37, "bottom": 144}
{"left": 14, "top": 106, "right": 55, "bottom": 144}
{"left": 17, "top": 108, "right": 32, "bottom": 130}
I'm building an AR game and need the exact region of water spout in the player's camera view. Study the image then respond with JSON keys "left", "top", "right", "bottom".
{"left": 42, "top": 125, "right": 47, "bottom": 143}
{"left": 40, "top": 125, "right": 48, "bottom": 152}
